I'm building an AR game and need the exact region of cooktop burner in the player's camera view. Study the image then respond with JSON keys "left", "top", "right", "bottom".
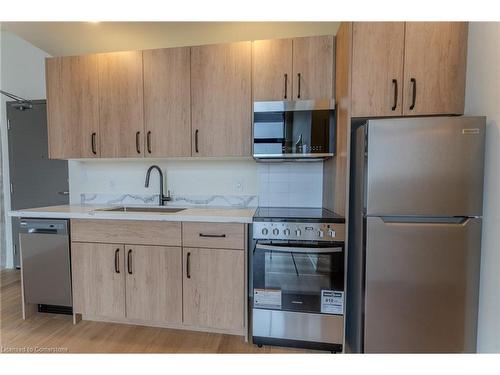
{"left": 254, "top": 207, "right": 345, "bottom": 223}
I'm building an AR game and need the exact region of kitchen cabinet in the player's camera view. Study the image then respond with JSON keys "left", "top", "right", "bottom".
{"left": 350, "top": 22, "right": 467, "bottom": 118}
{"left": 98, "top": 51, "right": 144, "bottom": 158}
{"left": 351, "top": 22, "right": 405, "bottom": 117}
{"left": 191, "top": 41, "right": 252, "bottom": 157}
{"left": 46, "top": 54, "right": 100, "bottom": 158}
{"left": 252, "top": 38, "right": 293, "bottom": 101}
{"left": 183, "top": 247, "right": 245, "bottom": 332}
{"left": 292, "top": 35, "right": 334, "bottom": 100}
{"left": 403, "top": 22, "right": 468, "bottom": 116}
{"left": 71, "top": 242, "right": 126, "bottom": 318}
{"left": 125, "top": 245, "right": 182, "bottom": 323}
{"left": 143, "top": 47, "right": 191, "bottom": 157}
{"left": 252, "top": 35, "right": 334, "bottom": 101}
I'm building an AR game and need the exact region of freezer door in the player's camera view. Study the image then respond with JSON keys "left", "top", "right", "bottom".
{"left": 366, "top": 117, "right": 485, "bottom": 217}
{"left": 363, "top": 216, "right": 481, "bottom": 353}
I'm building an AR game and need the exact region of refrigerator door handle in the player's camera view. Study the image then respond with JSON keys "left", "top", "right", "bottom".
{"left": 379, "top": 216, "right": 471, "bottom": 225}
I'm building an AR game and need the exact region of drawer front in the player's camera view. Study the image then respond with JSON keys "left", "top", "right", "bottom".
{"left": 71, "top": 219, "right": 181, "bottom": 246}
{"left": 182, "top": 222, "right": 245, "bottom": 250}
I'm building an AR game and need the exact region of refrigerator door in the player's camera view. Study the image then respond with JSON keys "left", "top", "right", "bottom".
{"left": 366, "top": 117, "right": 485, "bottom": 217}
{"left": 363, "top": 216, "right": 481, "bottom": 353}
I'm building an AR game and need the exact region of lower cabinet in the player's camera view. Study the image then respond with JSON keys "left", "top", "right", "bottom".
{"left": 72, "top": 242, "right": 126, "bottom": 318}
{"left": 182, "top": 247, "right": 245, "bottom": 332}
{"left": 125, "top": 245, "right": 182, "bottom": 323}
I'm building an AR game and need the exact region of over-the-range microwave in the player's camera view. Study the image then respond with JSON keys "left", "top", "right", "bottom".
{"left": 253, "top": 99, "right": 336, "bottom": 162}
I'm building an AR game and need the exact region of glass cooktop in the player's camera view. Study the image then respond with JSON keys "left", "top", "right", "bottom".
{"left": 254, "top": 207, "right": 345, "bottom": 223}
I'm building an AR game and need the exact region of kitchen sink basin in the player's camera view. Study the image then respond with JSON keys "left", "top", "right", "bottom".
{"left": 96, "top": 206, "right": 186, "bottom": 213}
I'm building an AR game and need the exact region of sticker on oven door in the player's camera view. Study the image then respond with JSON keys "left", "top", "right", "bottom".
{"left": 254, "top": 288, "right": 282, "bottom": 309}
{"left": 321, "top": 290, "right": 344, "bottom": 315}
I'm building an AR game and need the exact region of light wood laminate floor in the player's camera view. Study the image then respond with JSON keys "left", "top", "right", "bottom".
{"left": 0, "top": 269, "right": 311, "bottom": 353}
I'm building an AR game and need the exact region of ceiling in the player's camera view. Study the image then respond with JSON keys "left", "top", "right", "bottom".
{"left": 1, "top": 22, "right": 340, "bottom": 56}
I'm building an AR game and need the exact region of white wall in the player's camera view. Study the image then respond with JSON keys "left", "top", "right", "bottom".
{"left": 464, "top": 22, "right": 500, "bottom": 353}
{"left": 0, "top": 30, "right": 50, "bottom": 268}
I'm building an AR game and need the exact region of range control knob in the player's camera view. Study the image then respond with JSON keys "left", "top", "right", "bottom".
{"left": 272, "top": 228, "right": 279, "bottom": 235}
{"left": 295, "top": 229, "right": 302, "bottom": 236}
{"left": 261, "top": 228, "right": 269, "bottom": 235}
{"left": 284, "top": 229, "right": 290, "bottom": 236}
{"left": 328, "top": 229, "right": 336, "bottom": 238}
{"left": 318, "top": 230, "right": 324, "bottom": 238}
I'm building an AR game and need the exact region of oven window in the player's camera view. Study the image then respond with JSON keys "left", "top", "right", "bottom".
{"left": 253, "top": 243, "right": 344, "bottom": 314}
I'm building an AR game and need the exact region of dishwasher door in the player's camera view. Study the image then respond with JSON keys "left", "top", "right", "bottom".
{"left": 19, "top": 219, "right": 72, "bottom": 307}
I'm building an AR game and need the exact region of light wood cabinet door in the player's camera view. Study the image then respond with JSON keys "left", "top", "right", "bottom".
{"left": 252, "top": 38, "right": 293, "bottom": 101}
{"left": 403, "top": 22, "right": 468, "bottom": 116}
{"left": 143, "top": 47, "right": 191, "bottom": 157}
{"left": 292, "top": 35, "right": 334, "bottom": 100}
{"left": 71, "top": 242, "right": 125, "bottom": 318}
{"left": 125, "top": 245, "right": 182, "bottom": 323}
{"left": 182, "top": 247, "right": 245, "bottom": 332}
{"left": 46, "top": 55, "right": 99, "bottom": 158}
{"left": 351, "top": 22, "right": 405, "bottom": 117}
{"left": 191, "top": 42, "right": 252, "bottom": 157}
{"left": 98, "top": 51, "right": 144, "bottom": 157}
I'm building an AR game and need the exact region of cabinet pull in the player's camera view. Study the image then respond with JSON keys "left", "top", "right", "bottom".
{"left": 147, "top": 131, "right": 152, "bottom": 154}
{"left": 284, "top": 73, "right": 288, "bottom": 99}
{"left": 410, "top": 78, "right": 417, "bottom": 110}
{"left": 127, "top": 249, "right": 132, "bottom": 275}
{"left": 391, "top": 79, "right": 398, "bottom": 111}
{"left": 186, "top": 252, "right": 191, "bottom": 279}
{"left": 195, "top": 129, "right": 199, "bottom": 153}
{"left": 91, "top": 132, "right": 97, "bottom": 155}
{"left": 114, "top": 249, "right": 120, "bottom": 274}
{"left": 297, "top": 73, "right": 301, "bottom": 99}
{"left": 199, "top": 233, "right": 226, "bottom": 238}
{"left": 136, "top": 131, "right": 141, "bottom": 154}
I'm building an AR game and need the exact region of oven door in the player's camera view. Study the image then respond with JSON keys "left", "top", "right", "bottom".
{"left": 252, "top": 241, "right": 344, "bottom": 315}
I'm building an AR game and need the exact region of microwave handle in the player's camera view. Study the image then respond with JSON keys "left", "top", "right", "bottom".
{"left": 255, "top": 243, "right": 342, "bottom": 253}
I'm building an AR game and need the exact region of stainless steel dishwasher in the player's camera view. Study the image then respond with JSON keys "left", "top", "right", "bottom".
{"left": 19, "top": 218, "right": 72, "bottom": 313}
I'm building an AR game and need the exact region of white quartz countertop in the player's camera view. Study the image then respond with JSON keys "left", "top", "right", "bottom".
{"left": 8, "top": 205, "right": 256, "bottom": 224}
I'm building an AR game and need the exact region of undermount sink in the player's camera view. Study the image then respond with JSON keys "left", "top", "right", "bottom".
{"left": 96, "top": 206, "right": 186, "bottom": 213}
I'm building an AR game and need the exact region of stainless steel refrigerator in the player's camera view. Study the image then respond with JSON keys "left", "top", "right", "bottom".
{"left": 346, "top": 116, "right": 485, "bottom": 353}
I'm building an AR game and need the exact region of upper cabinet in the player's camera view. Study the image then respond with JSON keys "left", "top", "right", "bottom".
{"left": 403, "top": 22, "right": 468, "bottom": 116}
{"left": 46, "top": 54, "right": 100, "bottom": 159}
{"left": 98, "top": 51, "right": 145, "bottom": 158}
{"left": 292, "top": 35, "right": 334, "bottom": 100}
{"left": 252, "top": 38, "right": 293, "bottom": 101}
{"left": 351, "top": 23, "right": 405, "bottom": 117}
{"left": 351, "top": 22, "right": 468, "bottom": 117}
{"left": 143, "top": 47, "right": 191, "bottom": 157}
{"left": 252, "top": 35, "right": 334, "bottom": 101}
{"left": 191, "top": 41, "right": 252, "bottom": 157}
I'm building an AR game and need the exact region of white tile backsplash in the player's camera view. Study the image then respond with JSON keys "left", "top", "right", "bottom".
{"left": 258, "top": 162, "right": 323, "bottom": 208}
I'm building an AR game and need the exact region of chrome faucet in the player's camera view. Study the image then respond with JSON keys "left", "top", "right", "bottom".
{"left": 144, "top": 165, "right": 171, "bottom": 206}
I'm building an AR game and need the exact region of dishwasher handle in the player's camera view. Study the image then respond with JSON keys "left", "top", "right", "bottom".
{"left": 28, "top": 228, "right": 58, "bottom": 234}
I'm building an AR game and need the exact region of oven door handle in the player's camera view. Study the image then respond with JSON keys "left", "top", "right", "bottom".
{"left": 255, "top": 244, "right": 342, "bottom": 253}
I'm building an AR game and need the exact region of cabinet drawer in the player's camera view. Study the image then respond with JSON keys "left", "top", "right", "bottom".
{"left": 71, "top": 219, "right": 181, "bottom": 246}
{"left": 182, "top": 222, "right": 245, "bottom": 250}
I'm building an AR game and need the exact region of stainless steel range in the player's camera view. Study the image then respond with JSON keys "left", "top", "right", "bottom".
{"left": 250, "top": 207, "right": 346, "bottom": 352}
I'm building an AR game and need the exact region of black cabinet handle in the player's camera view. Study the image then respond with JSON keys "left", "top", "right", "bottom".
{"left": 91, "top": 132, "right": 97, "bottom": 155}
{"left": 136, "top": 131, "right": 141, "bottom": 154}
{"left": 410, "top": 78, "right": 416, "bottom": 110}
{"left": 284, "top": 73, "right": 288, "bottom": 99}
{"left": 391, "top": 79, "right": 398, "bottom": 111}
{"left": 186, "top": 252, "right": 191, "bottom": 279}
{"left": 199, "top": 233, "right": 226, "bottom": 238}
{"left": 297, "top": 73, "right": 301, "bottom": 99}
{"left": 147, "top": 131, "right": 152, "bottom": 154}
{"left": 127, "top": 249, "right": 132, "bottom": 275}
{"left": 195, "top": 129, "right": 199, "bottom": 153}
{"left": 114, "top": 249, "right": 120, "bottom": 274}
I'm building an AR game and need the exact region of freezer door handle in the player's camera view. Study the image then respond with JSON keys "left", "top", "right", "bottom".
{"left": 379, "top": 216, "right": 472, "bottom": 225}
